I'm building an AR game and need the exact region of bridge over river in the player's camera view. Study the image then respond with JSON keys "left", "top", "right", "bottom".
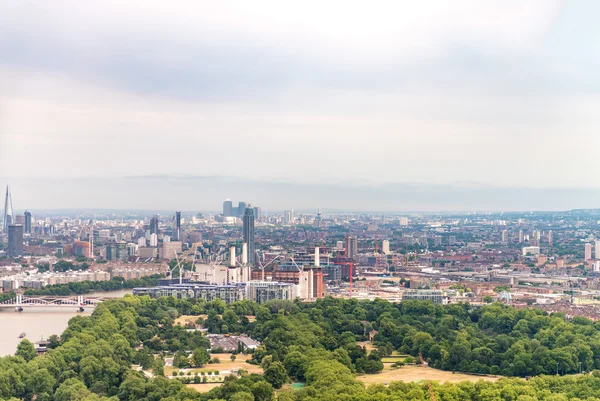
{"left": 0, "top": 295, "right": 107, "bottom": 311}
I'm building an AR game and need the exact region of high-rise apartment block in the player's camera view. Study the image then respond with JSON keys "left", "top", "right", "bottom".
{"left": 585, "top": 243, "right": 593, "bottom": 261}
{"left": 346, "top": 235, "right": 358, "bottom": 259}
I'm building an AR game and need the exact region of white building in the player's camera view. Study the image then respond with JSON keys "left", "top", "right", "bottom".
{"left": 522, "top": 246, "right": 540, "bottom": 256}
{"left": 382, "top": 240, "right": 390, "bottom": 255}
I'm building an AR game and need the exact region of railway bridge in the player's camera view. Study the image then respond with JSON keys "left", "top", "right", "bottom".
{"left": 0, "top": 295, "right": 106, "bottom": 311}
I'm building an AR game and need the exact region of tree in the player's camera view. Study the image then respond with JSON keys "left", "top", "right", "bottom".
{"left": 484, "top": 295, "right": 493, "bottom": 303}
{"left": 251, "top": 381, "right": 274, "bottom": 401}
{"left": 173, "top": 351, "right": 189, "bottom": 368}
{"left": 230, "top": 354, "right": 237, "bottom": 362}
{"left": 152, "top": 356, "right": 165, "bottom": 377}
{"left": 193, "top": 347, "right": 210, "bottom": 367}
{"left": 53, "top": 378, "right": 91, "bottom": 401}
{"left": 230, "top": 392, "right": 254, "bottom": 401}
{"left": 15, "top": 339, "right": 37, "bottom": 362}
{"left": 264, "top": 361, "right": 288, "bottom": 389}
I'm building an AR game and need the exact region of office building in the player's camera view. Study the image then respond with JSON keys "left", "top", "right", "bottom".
{"left": 253, "top": 206, "right": 261, "bottom": 222}
{"left": 24, "top": 211, "right": 32, "bottom": 234}
{"left": 223, "top": 199, "right": 233, "bottom": 217}
{"left": 284, "top": 209, "right": 295, "bottom": 224}
{"left": 346, "top": 235, "right": 358, "bottom": 259}
{"left": 7, "top": 225, "right": 24, "bottom": 257}
{"left": 15, "top": 214, "right": 25, "bottom": 225}
{"left": 173, "top": 211, "right": 181, "bottom": 241}
{"left": 398, "top": 217, "right": 409, "bottom": 226}
{"left": 243, "top": 205, "right": 256, "bottom": 264}
{"left": 237, "top": 201, "right": 247, "bottom": 217}
{"left": 585, "top": 243, "right": 593, "bottom": 261}
{"left": 160, "top": 241, "right": 182, "bottom": 260}
{"left": 149, "top": 216, "right": 159, "bottom": 235}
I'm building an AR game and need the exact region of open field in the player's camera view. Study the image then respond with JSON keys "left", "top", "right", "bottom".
{"left": 186, "top": 383, "right": 223, "bottom": 393}
{"left": 358, "top": 366, "right": 499, "bottom": 385}
{"left": 174, "top": 315, "right": 205, "bottom": 326}
{"left": 166, "top": 353, "right": 263, "bottom": 376}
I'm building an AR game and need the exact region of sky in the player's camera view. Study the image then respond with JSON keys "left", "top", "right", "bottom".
{"left": 1, "top": 1, "right": 600, "bottom": 210}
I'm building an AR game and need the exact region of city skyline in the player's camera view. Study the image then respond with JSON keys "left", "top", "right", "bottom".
{"left": 3, "top": 175, "right": 600, "bottom": 212}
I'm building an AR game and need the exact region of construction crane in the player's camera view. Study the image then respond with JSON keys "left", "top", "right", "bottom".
{"left": 257, "top": 255, "right": 281, "bottom": 281}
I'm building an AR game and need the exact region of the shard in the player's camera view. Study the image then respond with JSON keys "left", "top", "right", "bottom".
{"left": 3, "top": 186, "right": 13, "bottom": 233}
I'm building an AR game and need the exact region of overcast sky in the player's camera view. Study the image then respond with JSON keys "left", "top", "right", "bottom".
{"left": 1, "top": 1, "right": 600, "bottom": 192}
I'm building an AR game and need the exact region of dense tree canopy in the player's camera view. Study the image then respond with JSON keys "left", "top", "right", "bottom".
{"left": 3, "top": 295, "right": 600, "bottom": 400}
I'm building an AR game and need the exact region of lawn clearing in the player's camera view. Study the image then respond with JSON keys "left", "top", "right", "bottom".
{"left": 186, "top": 383, "right": 223, "bottom": 393}
{"left": 357, "top": 366, "right": 499, "bottom": 385}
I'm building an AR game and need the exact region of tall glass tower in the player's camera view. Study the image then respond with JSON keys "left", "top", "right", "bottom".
{"left": 3, "top": 186, "right": 13, "bottom": 233}
{"left": 243, "top": 205, "right": 255, "bottom": 264}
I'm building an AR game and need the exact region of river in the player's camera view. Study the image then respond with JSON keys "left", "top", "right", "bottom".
{"left": 0, "top": 289, "right": 132, "bottom": 356}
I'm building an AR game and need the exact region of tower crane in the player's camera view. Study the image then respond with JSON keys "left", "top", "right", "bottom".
{"left": 257, "top": 255, "right": 281, "bottom": 281}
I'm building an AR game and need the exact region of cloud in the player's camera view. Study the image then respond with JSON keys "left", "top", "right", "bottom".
{"left": 1, "top": 0, "right": 600, "bottom": 199}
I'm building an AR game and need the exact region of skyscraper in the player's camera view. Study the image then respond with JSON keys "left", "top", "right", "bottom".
{"left": 243, "top": 205, "right": 255, "bottom": 264}
{"left": 346, "top": 235, "right": 358, "bottom": 259}
{"left": 253, "top": 206, "right": 261, "bottom": 222}
{"left": 7, "top": 225, "right": 23, "bottom": 257}
{"left": 24, "top": 211, "right": 32, "bottom": 234}
{"left": 237, "top": 201, "right": 247, "bottom": 217}
{"left": 173, "top": 211, "right": 181, "bottom": 241}
{"left": 150, "top": 216, "right": 159, "bottom": 235}
{"left": 223, "top": 199, "right": 233, "bottom": 217}
{"left": 585, "top": 243, "right": 593, "bottom": 261}
{"left": 3, "top": 186, "right": 13, "bottom": 233}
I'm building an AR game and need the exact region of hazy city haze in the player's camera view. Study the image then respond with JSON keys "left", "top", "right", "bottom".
{"left": 1, "top": 1, "right": 600, "bottom": 209}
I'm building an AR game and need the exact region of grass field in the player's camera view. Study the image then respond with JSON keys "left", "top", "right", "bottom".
{"left": 174, "top": 315, "right": 206, "bottom": 326}
{"left": 186, "top": 383, "right": 223, "bottom": 393}
{"left": 358, "top": 366, "right": 499, "bottom": 385}
{"left": 169, "top": 353, "right": 263, "bottom": 377}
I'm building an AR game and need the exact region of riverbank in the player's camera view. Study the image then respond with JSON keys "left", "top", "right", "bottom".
{"left": 0, "top": 288, "right": 133, "bottom": 356}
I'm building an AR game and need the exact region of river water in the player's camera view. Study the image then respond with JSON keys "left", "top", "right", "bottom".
{"left": 0, "top": 289, "right": 132, "bottom": 356}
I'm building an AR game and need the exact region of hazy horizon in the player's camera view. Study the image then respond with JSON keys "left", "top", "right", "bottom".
{"left": 2, "top": 175, "right": 600, "bottom": 213}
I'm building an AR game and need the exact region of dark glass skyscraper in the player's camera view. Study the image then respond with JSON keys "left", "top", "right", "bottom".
{"left": 150, "top": 216, "right": 159, "bottom": 235}
{"left": 24, "top": 211, "right": 32, "bottom": 234}
{"left": 243, "top": 205, "right": 255, "bottom": 264}
{"left": 8, "top": 225, "right": 23, "bottom": 257}
{"left": 173, "top": 211, "right": 181, "bottom": 241}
